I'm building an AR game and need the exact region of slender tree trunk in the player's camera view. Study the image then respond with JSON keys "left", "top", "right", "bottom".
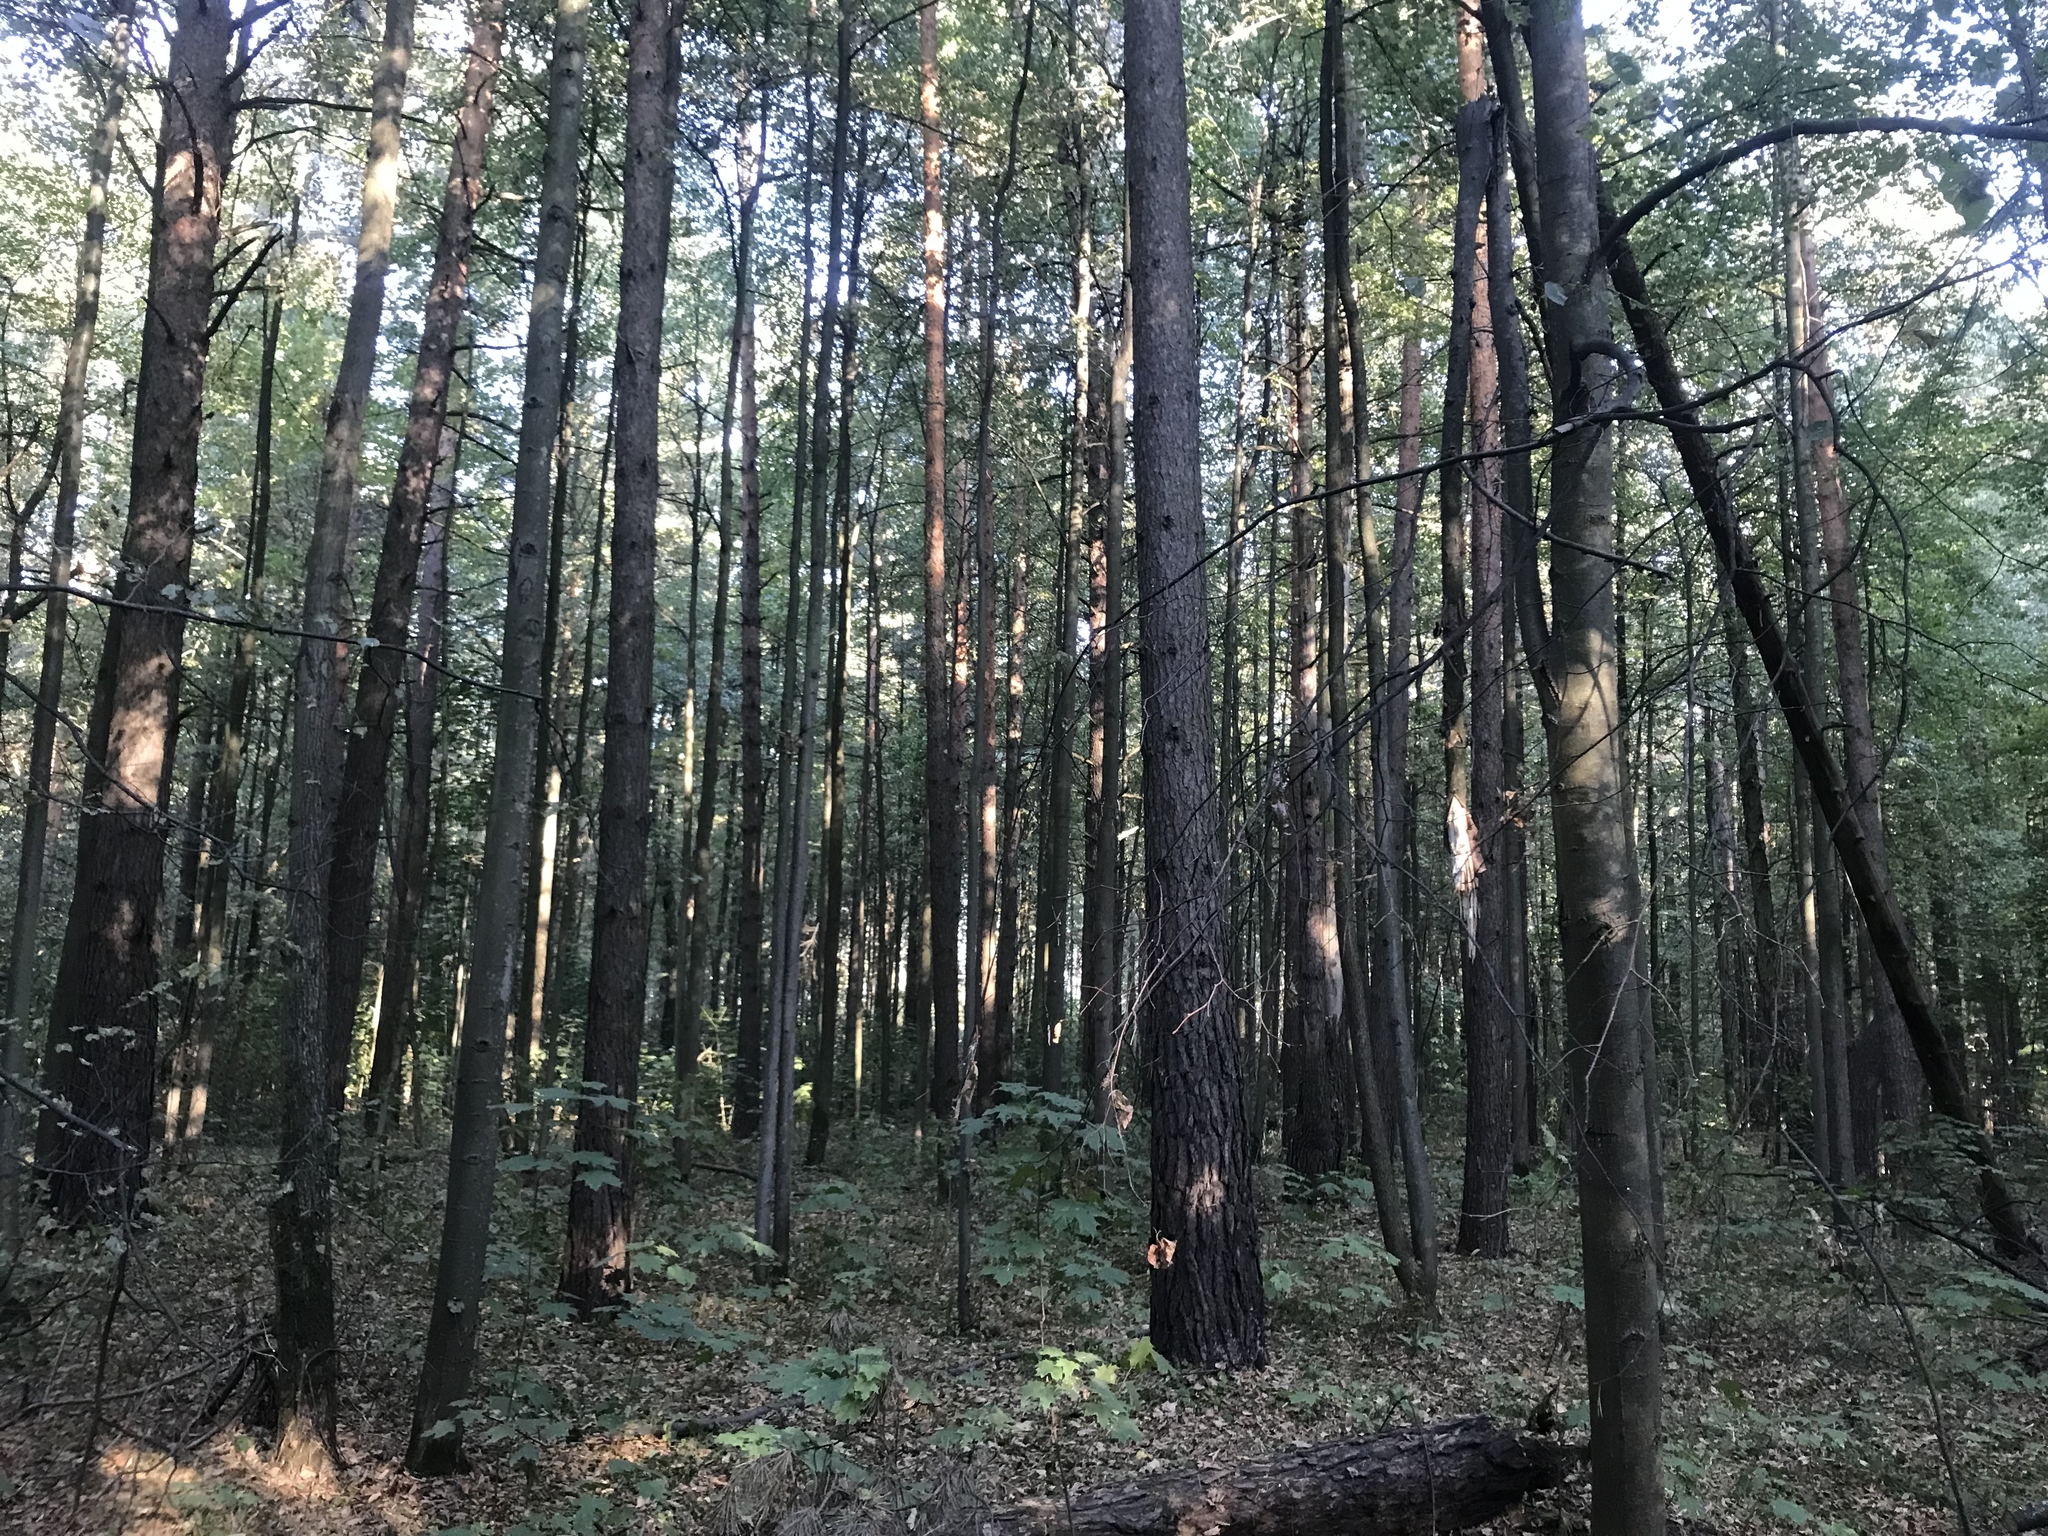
{"left": 1799, "top": 232, "right": 1918, "bottom": 1153}
{"left": 560, "top": 0, "right": 677, "bottom": 1313}
{"left": 682, "top": 76, "right": 755, "bottom": 1115}
{"left": 401, "top": 0, "right": 542, "bottom": 1476}
{"left": 759, "top": 3, "right": 853, "bottom": 1261}
{"left": 1082, "top": 307, "right": 1130, "bottom": 1128}
{"left": 1525, "top": 5, "right": 1665, "bottom": 1528}
{"left": 920, "top": 0, "right": 962, "bottom": 1120}
{"left": 1126, "top": 0, "right": 1265, "bottom": 1368}
{"left": 37, "top": 0, "right": 238, "bottom": 1223}
{"left": 733, "top": 73, "right": 772, "bottom": 1142}
{"left": 368, "top": 446, "right": 453, "bottom": 1142}
{"left": 988, "top": 543, "right": 1027, "bottom": 1101}
{"left": 1033, "top": 131, "right": 1092, "bottom": 1095}
{"left": 1319, "top": 4, "right": 1412, "bottom": 1283}
{"left": 4, "top": 0, "right": 133, "bottom": 1245}
{"left": 809, "top": 161, "right": 869, "bottom": 1165}
{"left": 327, "top": 0, "right": 508, "bottom": 1120}
{"left": 1378, "top": 335, "right": 1438, "bottom": 1300}
{"left": 271, "top": 0, "right": 418, "bottom": 1469}
{"left": 1283, "top": 236, "right": 1345, "bottom": 1180}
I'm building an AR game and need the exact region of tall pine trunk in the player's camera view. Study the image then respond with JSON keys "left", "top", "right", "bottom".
{"left": 1125, "top": 0, "right": 1265, "bottom": 1369}
{"left": 38, "top": 0, "right": 238, "bottom": 1223}
{"left": 4, "top": 0, "right": 133, "bottom": 1243}
{"left": 401, "top": 0, "right": 537, "bottom": 1477}
{"left": 272, "top": 0, "right": 417, "bottom": 1468}
{"left": 560, "top": 0, "right": 678, "bottom": 1313}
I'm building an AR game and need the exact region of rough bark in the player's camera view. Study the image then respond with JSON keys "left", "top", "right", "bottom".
{"left": 1126, "top": 0, "right": 1266, "bottom": 1368}
{"left": 918, "top": 0, "right": 961, "bottom": 1121}
{"left": 37, "top": 0, "right": 238, "bottom": 1223}
{"left": 366, "top": 449, "right": 452, "bottom": 1142}
{"left": 561, "top": 0, "right": 676, "bottom": 1314}
{"left": 271, "top": 0, "right": 418, "bottom": 1470}
{"left": 4, "top": 0, "right": 133, "bottom": 1243}
{"left": 400, "top": 0, "right": 530, "bottom": 1476}
{"left": 944, "top": 1418, "right": 1563, "bottom": 1536}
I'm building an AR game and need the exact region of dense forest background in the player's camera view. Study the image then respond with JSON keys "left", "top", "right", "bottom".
{"left": 0, "top": 0, "right": 2044, "bottom": 1530}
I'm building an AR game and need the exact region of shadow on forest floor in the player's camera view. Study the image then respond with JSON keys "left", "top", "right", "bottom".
{"left": 2, "top": 1097, "right": 2042, "bottom": 1536}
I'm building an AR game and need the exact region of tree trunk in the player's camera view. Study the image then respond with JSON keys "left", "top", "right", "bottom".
{"left": 1378, "top": 334, "right": 1438, "bottom": 1301}
{"left": 400, "top": 0, "right": 537, "bottom": 1476}
{"left": 919, "top": 0, "right": 963, "bottom": 1121}
{"left": 943, "top": 1418, "right": 1563, "bottom": 1536}
{"left": 37, "top": 0, "right": 238, "bottom": 1224}
{"left": 1283, "top": 239, "right": 1346, "bottom": 1181}
{"left": 988, "top": 542, "right": 1028, "bottom": 1101}
{"left": 809, "top": 160, "right": 869, "bottom": 1165}
{"left": 759, "top": 4, "right": 854, "bottom": 1262}
{"left": 1081, "top": 306, "right": 1129, "bottom": 1128}
{"left": 1798, "top": 231, "right": 1919, "bottom": 1155}
{"left": 1524, "top": 4, "right": 1666, "bottom": 1528}
{"left": 367, "top": 445, "right": 453, "bottom": 1142}
{"left": 1318, "top": 2, "right": 1412, "bottom": 1283}
{"left": 733, "top": 82, "right": 770, "bottom": 1142}
{"left": 1125, "top": 0, "right": 1265, "bottom": 1368}
{"left": 4, "top": 0, "right": 133, "bottom": 1245}
{"left": 271, "top": 0, "right": 418, "bottom": 1469}
{"left": 560, "top": 0, "right": 676, "bottom": 1314}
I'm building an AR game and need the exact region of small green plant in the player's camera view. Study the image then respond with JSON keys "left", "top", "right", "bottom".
{"left": 1018, "top": 1346, "right": 1141, "bottom": 1441}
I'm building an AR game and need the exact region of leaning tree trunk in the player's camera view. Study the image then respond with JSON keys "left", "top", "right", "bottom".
{"left": 561, "top": 0, "right": 677, "bottom": 1314}
{"left": 1604, "top": 201, "right": 2040, "bottom": 1267}
{"left": 1525, "top": 3, "right": 1666, "bottom": 1529}
{"left": 3, "top": 0, "right": 132, "bottom": 1246}
{"left": 271, "top": 0, "right": 416, "bottom": 1471}
{"left": 1125, "top": 0, "right": 1266, "bottom": 1369}
{"left": 37, "top": 0, "right": 237, "bottom": 1225}
{"left": 400, "top": 0, "right": 529, "bottom": 1479}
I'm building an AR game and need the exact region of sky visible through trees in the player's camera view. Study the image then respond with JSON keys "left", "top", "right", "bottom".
{"left": 0, "top": 0, "right": 2044, "bottom": 1531}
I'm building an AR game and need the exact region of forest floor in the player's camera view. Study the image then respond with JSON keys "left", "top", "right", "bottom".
{"left": 2, "top": 1091, "right": 2044, "bottom": 1536}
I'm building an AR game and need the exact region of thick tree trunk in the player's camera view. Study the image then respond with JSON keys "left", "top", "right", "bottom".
{"left": 1525, "top": 5, "right": 1666, "bottom": 1529}
{"left": 944, "top": 1418, "right": 1563, "bottom": 1536}
{"left": 4, "top": 0, "right": 133, "bottom": 1244}
{"left": 1125, "top": 0, "right": 1266, "bottom": 1368}
{"left": 561, "top": 0, "right": 677, "bottom": 1314}
{"left": 400, "top": 0, "right": 535, "bottom": 1476}
{"left": 37, "top": 0, "right": 238, "bottom": 1223}
{"left": 272, "top": 0, "right": 418, "bottom": 1469}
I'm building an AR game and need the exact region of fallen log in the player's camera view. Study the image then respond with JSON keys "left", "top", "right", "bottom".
{"left": 949, "top": 1415, "right": 1566, "bottom": 1535}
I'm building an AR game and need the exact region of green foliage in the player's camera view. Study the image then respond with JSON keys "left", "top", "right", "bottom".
{"left": 1017, "top": 1347, "right": 1141, "bottom": 1442}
